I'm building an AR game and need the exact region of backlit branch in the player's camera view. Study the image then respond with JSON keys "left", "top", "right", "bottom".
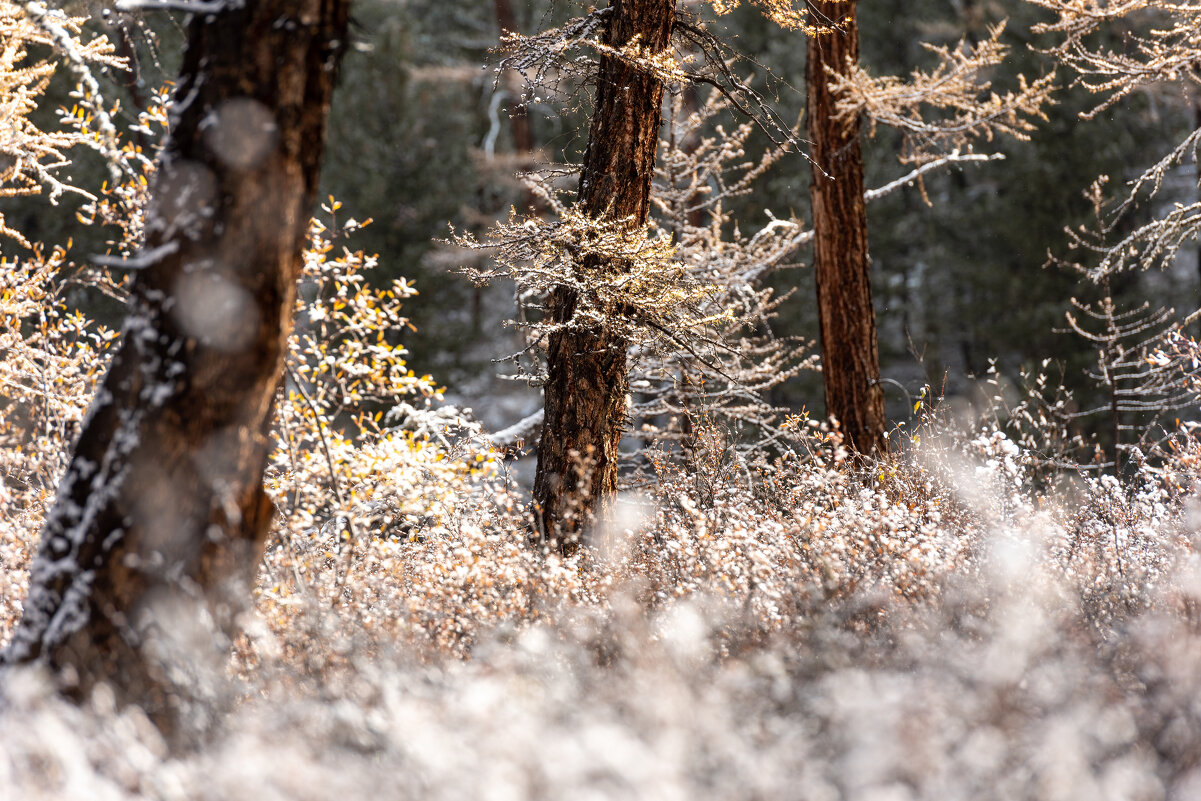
{"left": 830, "top": 21, "right": 1055, "bottom": 164}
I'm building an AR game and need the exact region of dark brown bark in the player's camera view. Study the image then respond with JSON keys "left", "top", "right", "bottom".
{"left": 3, "top": 0, "right": 350, "bottom": 729}
{"left": 532, "top": 0, "right": 676, "bottom": 551}
{"left": 806, "top": 0, "right": 887, "bottom": 453}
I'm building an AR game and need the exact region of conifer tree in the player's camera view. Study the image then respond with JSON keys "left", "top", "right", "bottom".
{"left": 4, "top": 0, "right": 351, "bottom": 731}
{"left": 802, "top": 1, "right": 1056, "bottom": 452}
{"left": 487, "top": 0, "right": 817, "bottom": 547}
{"left": 473, "top": 0, "right": 1051, "bottom": 545}
{"left": 1029, "top": 0, "right": 1201, "bottom": 466}
{"left": 806, "top": 0, "right": 885, "bottom": 453}
{"left": 531, "top": 0, "right": 677, "bottom": 549}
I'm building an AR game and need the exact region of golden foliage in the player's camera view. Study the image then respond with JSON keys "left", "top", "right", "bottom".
{"left": 74, "top": 83, "right": 172, "bottom": 256}
{"left": 592, "top": 31, "right": 693, "bottom": 84}
{"left": 707, "top": 0, "right": 849, "bottom": 34}
{"left": 257, "top": 204, "right": 527, "bottom": 655}
{"left": 830, "top": 21, "right": 1056, "bottom": 164}
{"left": 1029, "top": 0, "right": 1200, "bottom": 114}
{"left": 457, "top": 205, "right": 727, "bottom": 361}
{"left": 0, "top": 246, "right": 117, "bottom": 646}
{"left": 269, "top": 203, "right": 453, "bottom": 537}
{"left": 0, "top": 2, "right": 124, "bottom": 243}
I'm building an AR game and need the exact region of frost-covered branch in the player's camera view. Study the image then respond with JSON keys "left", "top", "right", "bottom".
{"left": 494, "top": 8, "right": 806, "bottom": 153}
{"left": 863, "top": 151, "right": 1003, "bottom": 202}
{"left": 116, "top": 0, "right": 235, "bottom": 11}
{"left": 489, "top": 409, "right": 544, "bottom": 451}
{"left": 21, "top": 1, "right": 126, "bottom": 184}
{"left": 1032, "top": 0, "right": 1201, "bottom": 289}
{"left": 830, "top": 21, "right": 1055, "bottom": 164}
{"left": 1029, "top": 0, "right": 1201, "bottom": 115}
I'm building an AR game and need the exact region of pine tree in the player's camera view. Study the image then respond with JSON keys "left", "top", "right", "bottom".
{"left": 531, "top": 0, "right": 678, "bottom": 550}
{"left": 806, "top": 0, "right": 886, "bottom": 453}
{"left": 3, "top": 0, "right": 351, "bottom": 734}
{"left": 803, "top": 2, "right": 1056, "bottom": 452}
{"left": 471, "top": 0, "right": 1051, "bottom": 545}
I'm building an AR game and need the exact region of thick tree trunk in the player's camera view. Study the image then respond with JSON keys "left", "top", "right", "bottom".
{"left": 532, "top": 0, "right": 675, "bottom": 551}
{"left": 3, "top": 0, "right": 350, "bottom": 728}
{"left": 806, "top": 0, "right": 887, "bottom": 454}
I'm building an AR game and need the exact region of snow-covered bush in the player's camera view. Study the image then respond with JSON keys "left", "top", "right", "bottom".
{"left": 6, "top": 5, "right": 1201, "bottom": 797}
{"left": 7, "top": 400, "right": 1201, "bottom": 799}
{"left": 6, "top": 211, "right": 1201, "bottom": 795}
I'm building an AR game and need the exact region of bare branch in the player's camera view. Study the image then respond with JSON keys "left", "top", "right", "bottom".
{"left": 863, "top": 151, "right": 1003, "bottom": 202}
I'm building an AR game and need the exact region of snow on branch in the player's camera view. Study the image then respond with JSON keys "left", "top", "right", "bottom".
{"left": 493, "top": 8, "right": 805, "bottom": 154}
{"left": 21, "top": 2, "right": 127, "bottom": 184}
{"left": 1029, "top": 0, "right": 1201, "bottom": 116}
{"left": 116, "top": 0, "right": 238, "bottom": 11}
{"left": 492, "top": 9, "right": 610, "bottom": 103}
{"left": 863, "top": 151, "right": 1003, "bottom": 202}
{"left": 740, "top": 151, "right": 1004, "bottom": 271}
{"left": 489, "top": 409, "right": 544, "bottom": 451}
{"left": 1034, "top": 2, "right": 1201, "bottom": 282}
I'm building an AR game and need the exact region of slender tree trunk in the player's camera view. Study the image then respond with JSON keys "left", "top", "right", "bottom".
{"left": 532, "top": 0, "right": 676, "bottom": 551}
{"left": 806, "top": 0, "right": 886, "bottom": 453}
{"left": 3, "top": 0, "right": 350, "bottom": 729}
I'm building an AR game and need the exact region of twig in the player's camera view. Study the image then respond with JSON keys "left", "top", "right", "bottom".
{"left": 284, "top": 361, "right": 359, "bottom": 596}
{"left": 863, "top": 151, "right": 1002, "bottom": 202}
{"left": 22, "top": 1, "right": 125, "bottom": 185}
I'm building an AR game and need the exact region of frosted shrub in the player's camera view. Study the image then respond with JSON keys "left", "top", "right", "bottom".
{"left": 0, "top": 247, "right": 116, "bottom": 648}
{"left": 6, "top": 220, "right": 1201, "bottom": 796}
{"left": 239, "top": 205, "right": 612, "bottom": 664}
{"left": 622, "top": 421, "right": 973, "bottom": 629}
{"left": 8, "top": 357, "right": 1201, "bottom": 798}
{"left": 9, "top": 424, "right": 1201, "bottom": 800}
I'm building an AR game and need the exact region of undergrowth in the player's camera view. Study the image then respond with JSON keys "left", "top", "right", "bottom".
{"left": 4, "top": 221, "right": 1201, "bottom": 797}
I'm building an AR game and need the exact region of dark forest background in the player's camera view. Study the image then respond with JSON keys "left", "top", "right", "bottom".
{"left": 7, "top": 0, "right": 1193, "bottom": 447}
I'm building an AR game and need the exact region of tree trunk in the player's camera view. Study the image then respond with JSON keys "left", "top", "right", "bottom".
{"left": 806, "top": 0, "right": 887, "bottom": 453}
{"left": 532, "top": 0, "right": 675, "bottom": 551}
{"left": 3, "top": 0, "right": 350, "bottom": 730}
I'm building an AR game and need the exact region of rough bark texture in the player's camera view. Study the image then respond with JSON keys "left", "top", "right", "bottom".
{"left": 3, "top": 0, "right": 350, "bottom": 730}
{"left": 806, "top": 0, "right": 887, "bottom": 453}
{"left": 532, "top": 0, "right": 675, "bottom": 551}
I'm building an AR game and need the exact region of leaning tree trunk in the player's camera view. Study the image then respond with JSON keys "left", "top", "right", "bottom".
{"left": 3, "top": 0, "right": 350, "bottom": 729}
{"left": 532, "top": 0, "right": 676, "bottom": 552}
{"left": 806, "top": 0, "right": 887, "bottom": 453}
